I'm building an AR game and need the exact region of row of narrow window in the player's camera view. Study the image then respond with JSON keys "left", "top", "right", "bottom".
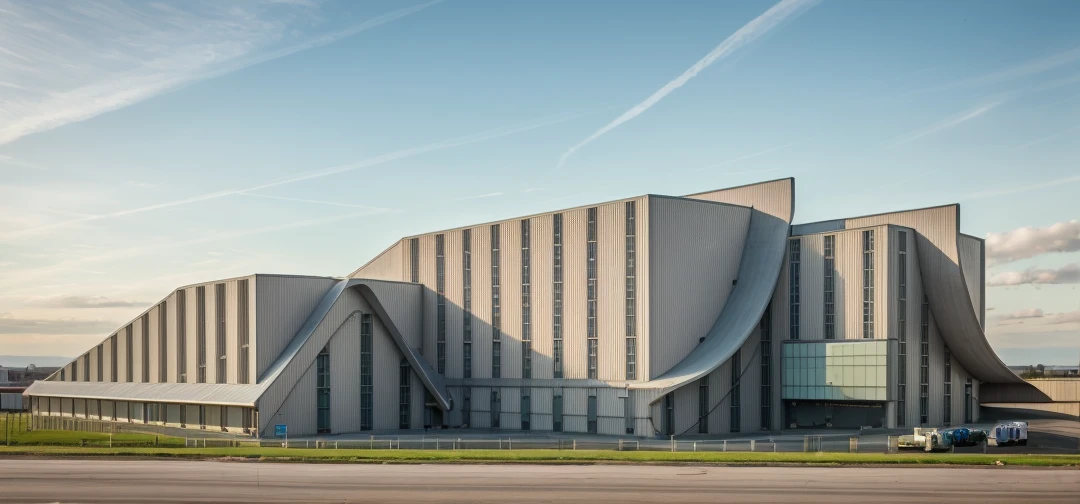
{"left": 71, "top": 280, "right": 250, "bottom": 386}
{"left": 34, "top": 398, "right": 253, "bottom": 432}
{"left": 789, "top": 231, "right": 875, "bottom": 341}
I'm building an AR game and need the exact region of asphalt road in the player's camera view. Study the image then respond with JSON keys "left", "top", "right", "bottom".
{"left": 1, "top": 460, "right": 1078, "bottom": 503}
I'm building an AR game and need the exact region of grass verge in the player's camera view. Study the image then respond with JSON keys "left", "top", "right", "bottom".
{"left": 1, "top": 446, "right": 1078, "bottom": 467}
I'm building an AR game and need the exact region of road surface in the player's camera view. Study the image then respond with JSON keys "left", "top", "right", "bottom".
{"left": 1, "top": 459, "right": 1077, "bottom": 503}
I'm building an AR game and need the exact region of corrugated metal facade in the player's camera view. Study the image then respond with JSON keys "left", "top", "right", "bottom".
{"left": 255, "top": 275, "right": 337, "bottom": 378}
{"left": 648, "top": 197, "right": 751, "bottom": 379}
{"left": 350, "top": 241, "right": 405, "bottom": 281}
{"left": 957, "top": 234, "right": 985, "bottom": 328}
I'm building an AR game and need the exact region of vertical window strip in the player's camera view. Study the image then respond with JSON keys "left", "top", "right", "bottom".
{"left": 409, "top": 238, "right": 419, "bottom": 283}
{"left": 238, "top": 280, "right": 249, "bottom": 384}
{"left": 552, "top": 391, "right": 563, "bottom": 432}
{"left": 920, "top": 295, "right": 929, "bottom": 425}
{"left": 461, "top": 389, "right": 471, "bottom": 429}
{"left": 586, "top": 207, "right": 598, "bottom": 379}
{"left": 97, "top": 344, "right": 104, "bottom": 382}
{"left": 142, "top": 315, "right": 150, "bottom": 383}
{"left": 399, "top": 357, "right": 411, "bottom": 429}
{"left": 436, "top": 234, "right": 446, "bottom": 374}
{"left": 943, "top": 346, "right": 952, "bottom": 426}
{"left": 360, "top": 313, "right": 373, "bottom": 430}
{"left": 216, "top": 283, "right": 226, "bottom": 383}
{"left": 730, "top": 349, "right": 741, "bottom": 433}
{"left": 863, "top": 230, "right": 875, "bottom": 339}
{"left": 587, "top": 389, "right": 597, "bottom": 434}
{"left": 897, "top": 232, "right": 907, "bottom": 426}
{"left": 698, "top": 378, "right": 709, "bottom": 434}
{"left": 625, "top": 201, "right": 637, "bottom": 380}
{"left": 789, "top": 240, "right": 800, "bottom": 340}
{"left": 462, "top": 229, "right": 472, "bottom": 379}
{"left": 317, "top": 348, "right": 330, "bottom": 434}
{"left": 760, "top": 302, "right": 772, "bottom": 430}
{"left": 490, "top": 390, "right": 500, "bottom": 429}
{"left": 491, "top": 224, "right": 501, "bottom": 379}
{"left": 823, "top": 235, "right": 835, "bottom": 339}
{"left": 177, "top": 290, "right": 186, "bottom": 383}
{"left": 83, "top": 354, "right": 90, "bottom": 382}
{"left": 71, "top": 359, "right": 78, "bottom": 382}
{"left": 125, "top": 325, "right": 133, "bottom": 382}
{"left": 521, "top": 220, "right": 532, "bottom": 379}
{"left": 520, "top": 389, "right": 531, "bottom": 430}
{"left": 553, "top": 214, "right": 564, "bottom": 378}
{"left": 196, "top": 286, "right": 206, "bottom": 383}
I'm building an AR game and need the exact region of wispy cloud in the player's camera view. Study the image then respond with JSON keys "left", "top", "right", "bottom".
{"left": 238, "top": 193, "right": 388, "bottom": 211}
{"left": 940, "top": 46, "right": 1080, "bottom": 90}
{"left": 0, "top": 154, "right": 46, "bottom": 171}
{"left": 962, "top": 175, "right": 1080, "bottom": 201}
{"left": 1016, "top": 125, "right": 1080, "bottom": 149}
{"left": 885, "top": 101, "right": 1001, "bottom": 148}
{"left": 985, "top": 220, "right": 1080, "bottom": 265}
{"left": 25, "top": 295, "right": 151, "bottom": 309}
{"left": 454, "top": 192, "right": 505, "bottom": 201}
{"left": 555, "top": 0, "right": 819, "bottom": 169}
{"left": 2, "top": 112, "right": 580, "bottom": 240}
{"left": 988, "top": 264, "right": 1080, "bottom": 287}
{"left": 0, "top": 0, "right": 443, "bottom": 145}
{"left": 995, "top": 309, "right": 1080, "bottom": 326}
{"left": 0, "top": 313, "right": 118, "bottom": 335}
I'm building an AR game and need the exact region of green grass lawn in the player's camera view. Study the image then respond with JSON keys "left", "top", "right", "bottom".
{"left": 0, "top": 445, "right": 1077, "bottom": 467}
{"left": 1, "top": 413, "right": 184, "bottom": 447}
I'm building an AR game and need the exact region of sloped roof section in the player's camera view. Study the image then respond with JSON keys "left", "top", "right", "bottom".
{"left": 23, "top": 380, "right": 262, "bottom": 407}
{"left": 632, "top": 178, "right": 794, "bottom": 395}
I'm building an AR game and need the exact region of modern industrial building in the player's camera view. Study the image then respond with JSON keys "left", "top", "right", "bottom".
{"left": 25, "top": 178, "right": 1051, "bottom": 437}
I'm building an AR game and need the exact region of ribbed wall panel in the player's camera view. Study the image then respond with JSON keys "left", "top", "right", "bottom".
{"left": 131, "top": 318, "right": 144, "bottom": 383}
{"left": 563, "top": 208, "right": 588, "bottom": 380}
{"left": 531, "top": 215, "right": 555, "bottom": 380}
{"left": 205, "top": 284, "right": 218, "bottom": 384}
{"left": 500, "top": 386, "right": 521, "bottom": 430}
{"left": 117, "top": 326, "right": 129, "bottom": 383}
{"left": 648, "top": 197, "right": 751, "bottom": 378}
{"left": 364, "top": 279, "right": 423, "bottom": 350}
{"left": 74, "top": 398, "right": 86, "bottom": 418}
{"left": 351, "top": 241, "right": 405, "bottom": 281}
{"left": 166, "top": 292, "right": 178, "bottom": 383}
{"left": 224, "top": 281, "right": 239, "bottom": 384}
{"left": 103, "top": 335, "right": 114, "bottom": 384}
{"left": 418, "top": 234, "right": 437, "bottom": 362}
{"left": 596, "top": 203, "right": 623, "bottom": 381}
{"left": 116, "top": 401, "right": 129, "bottom": 422}
{"left": 329, "top": 315, "right": 362, "bottom": 433}
{"left": 88, "top": 346, "right": 99, "bottom": 384}
{"left": 597, "top": 388, "right": 625, "bottom": 435}
{"left": 739, "top": 329, "right": 762, "bottom": 433}
{"left": 957, "top": 234, "right": 984, "bottom": 327}
{"left": 411, "top": 368, "right": 425, "bottom": 429}
{"left": 531, "top": 387, "right": 554, "bottom": 431}
{"left": 903, "top": 230, "right": 923, "bottom": 426}
{"left": 374, "top": 309, "right": 404, "bottom": 430}
{"left": 928, "top": 312, "right": 945, "bottom": 425}
{"left": 684, "top": 178, "right": 794, "bottom": 223}
{"left": 672, "top": 381, "right": 698, "bottom": 435}
{"left": 637, "top": 198, "right": 651, "bottom": 381}
{"left": 472, "top": 226, "right": 493, "bottom": 379}
{"left": 471, "top": 387, "right": 491, "bottom": 429}
{"left": 836, "top": 232, "right": 859, "bottom": 339}
{"left": 147, "top": 306, "right": 160, "bottom": 384}
{"left": 443, "top": 231, "right": 464, "bottom": 379}
{"left": 165, "top": 404, "right": 180, "bottom": 426}
{"left": 184, "top": 287, "right": 198, "bottom": 383}
{"left": 205, "top": 404, "right": 221, "bottom": 428}
{"left": 878, "top": 228, "right": 890, "bottom": 341}
{"left": 183, "top": 404, "right": 199, "bottom": 426}
{"left": 562, "top": 388, "right": 587, "bottom": 433}
{"left": 501, "top": 221, "right": 523, "bottom": 380}
{"left": 255, "top": 276, "right": 337, "bottom": 379}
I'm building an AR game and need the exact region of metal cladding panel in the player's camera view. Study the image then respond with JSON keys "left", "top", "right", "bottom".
{"left": 637, "top": 197, "right": 651, "bottom": 381}
{"left": 502, "top": 221, "right": 523, "bottom": 380}
{"left": 247, "top": 278, "right": 258, "bottom": 385}
{"left": 672, "top": 381, "right": 698, "bottom": 435}
{"left": 103, "top": 334, "right": 114, "bottom": 384}
{"left": 472, "top": 226, "right": 493, "bottom": 379}
{"left": 206, "top": 285, "right": 218, "bottom": 384}
{"left": 115, "top": 401, "right": 129, "bottom": 422}
{"left": 24, "top": 380, "right": 261, "bottom": 406}
{"left": 148, "top": 306, "right": 160, "bottom": 384}
{"left": 928, "top": 314, "right": 946, "bottom": 425}
{"left": 166, "top": 291, "right": 178, "bottom": 383}
{"left": 739, "top": 329, "right": 762, "bottom": 433}
{"left": 902, "top": 229, "right": 924, "bottom": 426}
{"left": 532, "top": 387, "right": 554, "bottom": 431}
{"left": 562, "top": 387, "right": 587, "bottom": 433}
{"left": 596, "top": 203, "right": 623, "bottom": 381}
{"left": 363, "top": 279, "right": 424, "bottom": 350}
{"left": 443, "top": 230, "right": 464, "bottom": 379}
{"left": 708, "top": 356, "right": 731, "bottom": 433}
{"left": 836, "top": 231, "right": 860, "bottom": 339}
{"left": 470, "top": 387, "right": 491, "bottom": 429}
{"left": 184, "top": 287, "right": 198, "bottom": 383}
{"left": 329, "top": 315, "right": 362, "bottom": 434}
{"left": 100, "top": 400, "right": 114, "bottom": 420}
{"left": 647, "top": 197, "right": 751, "bottom": 378}
{"left": 88, "top": 347, "right": 99, "bottom": 383}
{"left": 878, "top": 227, "right": 890, "bottom": 341}
{"left": 373, "top": 313, "right": 405, "bottom": 430}
{"left": 531, "top": 214, "right": 555, "bottom": 380}
{"left": 205, "top": 404, "right": 221, "bottom": 428}
{"left": 800, "top": 234, "right": 824, "bottom": 340}
{"left": 225, "top": 281, "right": 239, "bottom": 384}
{"left": 117, "top": 326, "right": 129, "bottom": 383}
{"left": 411, "top": 369, "right": 425, "bottom": 429}
{"left": 845, "top": 205, "right": 1021, "bottom": 384}
{"left": 254, "top": 275, "right": 338, "bottom": 379}
{"left": 74, "top": 398, "right": 86, "bottom": 418}
{"left": 563, "top": 208, "right": 589, "bottom": 380}
{"left": 419, "top": 234, "right": 437, "bottom": 363}
{"left": 500, "top": 386, "right": 521, "bottom": 430}
{"left": 684, "top": 178, "right": 794, "bottom": 223}
{"left": 983, "top": 380, "right": 1079, "bottom": 403}
{"left": 165, "top": 404, "right": 181, "bottom": 426}
{"left": 957, "top": 234, "right": 984, "bottom": 328}
{"left": 131, "top": 318, "right": 144, "bottom": 383}
{"left": 270, "top": 357, "right": 318, "bottom": 437}
{"left": 351, "top": 240, "right": 405, "bottom": 281}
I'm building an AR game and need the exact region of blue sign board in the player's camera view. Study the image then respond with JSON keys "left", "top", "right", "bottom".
{"left": 275, "top": 424, "right": 287, "bottom": 438}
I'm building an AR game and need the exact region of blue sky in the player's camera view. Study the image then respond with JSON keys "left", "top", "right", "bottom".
{"left": 0, "top": 0, "right": 1077, "bottom": 364}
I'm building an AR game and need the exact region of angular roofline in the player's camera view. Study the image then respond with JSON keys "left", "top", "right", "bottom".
{"left": 794, "top": 203, "right": 960, "bottom": 228}
{"left": 681, "top": 176, "right": 796, "bottom": 198}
